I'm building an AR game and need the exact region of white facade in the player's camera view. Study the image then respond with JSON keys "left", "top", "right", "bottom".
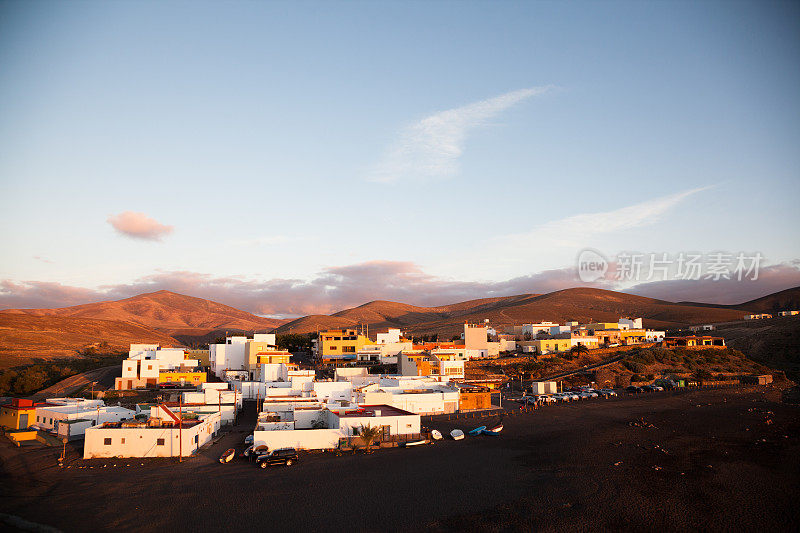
{"left": 83, "top": 412, "right": 221, "bottom": 458}
{"left": 376, "top": 328, "right": 402, "bottom": 344}
{"left": 531, "top": 381, "right": 558, "bottom": 394}
{"left": 618, "top": 318, "right": 643, "bottom": 329}
{"left": 209, "top": 336, "right": 248, "bottom": 378}
{"left": 253, "top": 333, "right": 277, "bottom": 344}
{"left": 35, "top": 404, "right": 135, "bottom": 436}
{"left": 521, "top": 322, "right": 558, "bottom": 338}
{"left": 252, "top": 405, "right": 420, "bottom": 451}
{"left": 570, "top": 336, "right": 599, "bottom": 347}
{"left": 356, "top": 381, "right": 460, "bottom": 415}
{"left": 645, "top": 330, "right": 666, "bottom": 342}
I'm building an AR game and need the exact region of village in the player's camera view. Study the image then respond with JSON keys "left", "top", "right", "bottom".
{"left": 3, "top": 311, "right": 785, "bottom": 464}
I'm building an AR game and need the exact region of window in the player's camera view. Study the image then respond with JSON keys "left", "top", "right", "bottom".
{"left": 104, "top": 438, "right": 112, "bottom": 445}
{"left": 157, "top": 438, "right": 165, "bottom": 446}
{"left": 148, "top": 365, "right": 153, "bottom": 370}
{"left": 194, "top": 435, "right": 198, "bottom": 443}
{"left": 121, "top": 438, "right": 126, "bottom": 444}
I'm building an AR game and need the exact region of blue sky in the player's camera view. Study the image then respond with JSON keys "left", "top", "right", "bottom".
{"left": 1, "top": 0, "right": 799, "bottom": 315}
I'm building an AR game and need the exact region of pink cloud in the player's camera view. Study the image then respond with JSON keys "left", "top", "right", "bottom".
{"left": 107, "top": 211, "right": 173, "bottom": 241}
{"left": 1, "top": 260, "right": 798, "bottom": 317}
{"left": 624, "top": 261, "right": 800, "bottom": 304}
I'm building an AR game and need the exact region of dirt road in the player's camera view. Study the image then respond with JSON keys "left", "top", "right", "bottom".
{"left": 1, "top": 386, "right": 798, "bottom": 532}
{"left": 30, "top": 365, "right": 120, "bottom": 401}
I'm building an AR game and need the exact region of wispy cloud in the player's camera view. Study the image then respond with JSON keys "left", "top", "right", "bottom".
{"left": 503, "top": 186, "right": 712, "bottom": 248}
{"left": 369, "top": 87, "right": 550, "bottom": 183}
{"left": 107, "top": 211, "right": 174, "bottom": 241}
{"left": 33, "top": 256, "right": 54, "bottom": 264}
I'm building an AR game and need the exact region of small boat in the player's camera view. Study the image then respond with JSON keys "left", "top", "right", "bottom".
{"left": 450, "top": 429, "right": 465, "bottom": 440}
{"left": 219, "top": 448, "right": 236, "bottom": 463}
{"left": 402, "top": 439, "right": 430, "bottom": 447}
{"left": 468, "top": 425, "right": 486, "bottom": 436}
{"left": 430, "top": 429, "right": 443, "bottom": 440}
{"left": 484, "top": 424, "right": 503, "bottom": 435}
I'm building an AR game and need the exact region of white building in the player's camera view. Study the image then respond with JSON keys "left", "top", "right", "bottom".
{"left": 116, "top": 345, "right": 199, "bottom": 390}
{"left": 83, "top": 409, "right": 222, "bottom": 459}
{"left": 252, "top": 404, "right": 420, "bottom": 451}
{"left": 209, "top": 336, "right": 248, "bottom": 378}
{"left": 618, "top": 318, "right": 643, "bottom": 329}
{"left": 355, "top": 340, "right": 413, "bottom": 365}
{"left": 35, "top": 403, "right": 135, "bottom": 439}
{"left": 645, "top": 330, "right": 666, "bottom": 342}
{"left": 531, "top": 381, "right": 558, "bottom": 395}
{"left": 355, "top": 378, "right": 460, "bottom": 415}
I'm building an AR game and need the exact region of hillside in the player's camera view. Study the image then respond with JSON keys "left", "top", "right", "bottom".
{"left": 0, "top": 314, "right": 179, "bottom": 369}
{"left": 731, "top": 286, "right": 800, "bottom": 313}
{"left": 679, "top": 286, "right": 800, "bottom": 314}
{"left": 275, "top": 288, "right": 756, "bottom": 336}
{"left": 0, "top": 290, "right": 288, "bottom": 336}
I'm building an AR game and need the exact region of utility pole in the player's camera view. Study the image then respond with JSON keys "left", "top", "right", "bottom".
{"left": 179, "top": 394, "right": 183, "bottom": 463}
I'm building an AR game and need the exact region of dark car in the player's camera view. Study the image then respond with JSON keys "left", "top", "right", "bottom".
{"left": 626, "top": 385, "right": 643, "bottom": 393}
{"left": 249, "top": 445, "right": 271, "bottom": 462}
{"left": 641, "top": 385, "right": 655, "bottom": 392}
{"left": 256, "top": 447, "right": 299, "bottom": 468}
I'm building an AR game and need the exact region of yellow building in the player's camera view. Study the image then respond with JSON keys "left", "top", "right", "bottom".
{"left": 620, "top": 329, "right": 647, "bottom": 344}
{"left": 532, "top": 338, "right": 572, "bottom": 354}
{"left": 254, "top": 349, "right": 292, "bottom": 365}
{"left": 245, "top": 340, "right": 282, "bottom": 370}
{"left": 583, "top": 322, "right": 621, "bottom": 331}
{"left": 318, "top": 329, "right": 374, "bottom": 360}
{"left": 157, "top": 369, "right": 206, "bottom": 386}
{"left": 0, "top": 399, "right": 48, "bottom": 430}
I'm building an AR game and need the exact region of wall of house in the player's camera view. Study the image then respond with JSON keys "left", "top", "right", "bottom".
{"left": 83, "top": 413, "right": 220, "bottom": 458}
{"left": 253, "top": 428, "right": 342, "bottom": 450}
{"left": 338, "top": 413, "right": 420, "bottom": 437}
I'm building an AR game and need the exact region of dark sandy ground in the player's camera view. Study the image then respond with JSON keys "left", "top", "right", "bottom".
{"left": 1, "top": 386, "right": 798, "bottom": 532}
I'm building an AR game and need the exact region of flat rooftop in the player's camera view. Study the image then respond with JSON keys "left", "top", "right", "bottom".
{"left": 337, "top": 404, "right": 415, "bottom": 418}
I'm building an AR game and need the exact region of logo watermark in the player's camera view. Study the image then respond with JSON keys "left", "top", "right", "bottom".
{"left": 577, "top": 249, "right": 609, "bottom": 282}
{"left": 576, "top": 250, "right": 763, "bottom": 282}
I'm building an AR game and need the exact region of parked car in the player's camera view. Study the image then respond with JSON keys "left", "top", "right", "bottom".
{"left": 626, "top": 386, "right": 643, "bottom": 393}
{"left": 244, "top": 434, "right": 254, "bottom": 445}
{"left": 256, "top": 448, "right": 299, "bottom": 468}
{"left": 249, "top": 445, "right": 271, "bottom": 462}
{"left": 241, "top": 444, "right": 254, "bottom": 458}
{"left": 641, "top": 385, "right": 656, "bottom": 392}
{"left": 650, "top": 385, "right": 664, "bottom": 392}
{"left": 599, "top": 389, "right": 617, "bottom": 397}
{"left": 528, "top": 395, "right": 555, "bottom": 404}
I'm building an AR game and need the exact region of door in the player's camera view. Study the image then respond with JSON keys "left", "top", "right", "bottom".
{"left": 19, "top": 413, "right": 28, "bottom": 429}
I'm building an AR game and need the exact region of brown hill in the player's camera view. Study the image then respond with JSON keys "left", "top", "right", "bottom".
{"left": 0, "top": 290, "right": 288, "bottom": 336}
{"left": 275, "top": 287, "right": 754, "bottom": 337}
{"left": 731, "top": 286, "right": 800, "bottom": 313}
{"left": 679, "top": 286, "right": 800, "bottom": 313}
{"left": 0, "top": 314, "right": 179, "bottom": 369}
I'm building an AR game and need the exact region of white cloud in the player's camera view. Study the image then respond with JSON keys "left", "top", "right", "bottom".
{"left": 504, "top": 186, "right": 712, "bottom": 248}
{"left": 107, "top": 211, "right": 174, "bottom": 241}
{"left": 369, "top": 87, "right": 550, "bottom": 183}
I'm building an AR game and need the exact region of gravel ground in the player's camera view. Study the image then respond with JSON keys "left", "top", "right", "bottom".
{"left": 1, "top": 386, "right": 798, "bottom": 532}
